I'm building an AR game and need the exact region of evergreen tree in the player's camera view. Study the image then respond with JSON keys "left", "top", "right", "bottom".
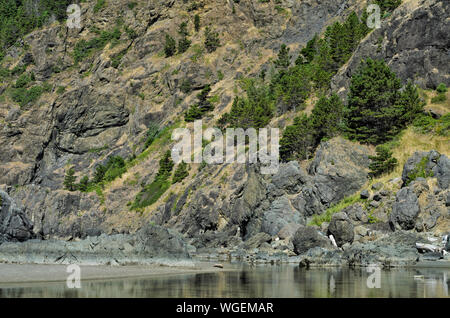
{"left": 164, "top": 34, "right": 176, "bottom": 57}
{"left": 345, "top": 58, "right": 402, "bottom": 144}
{"left": 204, "top": 27, "right": 220, "bottom": 53}
{"left": 178, "top": 21, "right": 191, "bottom": 54}
{"left": 368, "top": 145, "right": 398, "bottom": 177}
{"left": 194, "top": 14, "right": 200, "bottom": 32}
{"left": 280, "top": 114, "right": 314, "bottom": 161}
{"left": 157, "top": 150, "right": 175, "bottom": 178}
{"left": 396, "top": 80, "right": 425, "bottom": 126}
{"left": 172, "top": 162, "right": 189, "bottom": 184}
{"left": 78, "top": 176, "right": 90, "bottom": 192}
{"left": 274, "top": 44, "right": 291, "bottom": 70}
{"left": 64, "top": 167, "right": 77, "bottom": 191}
{"left": 311, "top": 94, "right": 344, "bottom": 142}
{"left": 297, "top": 34, "right": 318, "bottom": 65}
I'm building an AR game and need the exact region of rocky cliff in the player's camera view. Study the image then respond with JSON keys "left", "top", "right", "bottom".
{"left": 0, "top": 0, "right": 448, "bottom": 265}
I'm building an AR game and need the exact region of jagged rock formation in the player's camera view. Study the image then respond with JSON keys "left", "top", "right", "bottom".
{"left": 0, "top": 0, "right": 448, "bottom": 266}
{"left": 0, "top": 190, "right": 34, "bottom": 243}
{"left": 332, "top": 0, "right": 450, "bottom": 97}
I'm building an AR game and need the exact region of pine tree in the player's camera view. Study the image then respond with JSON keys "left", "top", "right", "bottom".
{"left": 396, "top": 80, "right": 425, "bottom": 126}
{"left": 177, "top": 21, "right": 191, "bottom": 54}
{"left": 369, "top": 145, "right": 398, "bottom": 177}
{"left": 78, "top": 176, "right": 90, "bottom": 192}
{"left": 345, "top": 58, "right": 402, "bottom": 144}
{"left": 172, "top": 162, "right": 189, "bottom": 184}
{"left": 274, "top": 44, "right": 291, "bottom": 70}
{"left": 280, "top": 114, "right": 314, "bottom": 161}
{"left": 194, "top": 14, "right": 200, "bottom": 32}
{"left": 311, "top": 94, "right": 344, "bottom": 142}
{"left": 157, "top": 150, "right": 175, "bottom": 178}
{"left": 64, "top": 167, "right": 77, "bottom": 191}
{"left": 164, "top": 34, "right": 176, "bottom": 57}
{"left": 204, "top": 27, "right": 220, "bottom": 53}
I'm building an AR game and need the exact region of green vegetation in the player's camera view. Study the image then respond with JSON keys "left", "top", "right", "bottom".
{"left": 172, "top": 161, "right": 189, "bottom": 184}
{"left": 375, "top": 0, "right": 401, "bottom": 15}
{"left": 144, "top": 122, "right": 161, "bottom": 148}
{"left": 64, "top": 167, "right": 77, "bottom": 191}
{"left": 177, "top": 22, "right": 191, "bottom": 54}
{"left": 280, "top": 94, "right": 344, "bottom": 161}
{"left": 185, "top": 85, "right": 214, "bottom": 122}
{"left": 412, "top": 113, "right": 450, "bottom": 137}
{"left": 309, "top": 194, "right": 363, "bottom": 226}
{"left": 164, "top": 34, "right": 176, "bottom": 57}
{"left": 346, "top": 59, "right": 424, "bottom": 144}
{"left": 368, "top": 145, "right": 398, "bottom": 177}
{"left": 131, "top": 150, "right": 174, "bottom": 210}
{"left": 73, "top": 28, "right": 121, "bottom": 64}
{"left": 404, "top": 156, "right": 434, "bottom": 186}
{"left": 194, "top": 14, "right": 200, "bottom": 32}
{"left": 219, "top": 78, "right": 274, "bottom": 129}
{"left": 94, "top": 0, "right": 106, "bottom": 13}
{"left": 204, "top": 27, "right": 220, "bottom": 53}
{"left": 0, "top": 0, "right": 72, "bottom": 61}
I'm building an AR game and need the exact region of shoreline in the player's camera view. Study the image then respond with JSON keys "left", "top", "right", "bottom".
{"left": 0, "top": 262, "right": 235, "bottom": 286}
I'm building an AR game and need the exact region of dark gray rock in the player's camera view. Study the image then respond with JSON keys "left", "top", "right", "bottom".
{"left": 270, "top": 161, "right": 308, "bottom": 194}
{"left": 292, "top": 225, "right": 331, "bottom": 255}
{"left": 360, "top": 190, "right": 370, "bottom": 200}
{"left": 401, "top": 150, "right": 449, "bottom": 188}
{"left": 332, "top": 0, "right": 450, "bottom": 96}
{"left": 243, "top": 232, "right": 272, "bottom": 250}
{"left": 0, "top": 190, "right": 34, "bottom": 242}
{"left": 390, "top": 187, "right": 420, "bottom": 230}
{"left": 328, "top": 212, "right": 354, "bottom": 247}
{"left": 260, "top": 196, "right": 305, "bottom": 236}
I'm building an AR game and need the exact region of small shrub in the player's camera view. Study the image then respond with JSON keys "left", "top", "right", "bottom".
{"left": 94, "top": 0, "right": 106, "bottom": 13}
{"left": 204, "top": 27, "right": 220, "bottom": 53}
{"left": 436, "top": 83, "right": 448, "bottom": 93}
{"left": 405, "top": 156, "right": 434, "bottom": 186}
{"left": 368, "top": 145, "right": 398, "bottom": 178}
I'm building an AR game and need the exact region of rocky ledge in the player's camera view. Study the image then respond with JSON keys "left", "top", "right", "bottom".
{"left": 0, "top": 147, "right": 448, "bottom": 267}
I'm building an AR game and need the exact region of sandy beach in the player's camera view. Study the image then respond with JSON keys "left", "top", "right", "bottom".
{"left": 0, "top": 262, "right": 231, "bottom": 285}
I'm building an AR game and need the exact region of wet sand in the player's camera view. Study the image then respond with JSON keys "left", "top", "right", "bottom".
{"left": 0, "top": 262, "right": 232, "bottom": 285}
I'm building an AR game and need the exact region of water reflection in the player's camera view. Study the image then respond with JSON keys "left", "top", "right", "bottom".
{"left": 0, "top": 265, "right": 448, "bottom": 298}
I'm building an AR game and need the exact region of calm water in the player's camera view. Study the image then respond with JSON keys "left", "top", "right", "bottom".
{"left": 0, "top": 265, "right": 449, "bottom": 298}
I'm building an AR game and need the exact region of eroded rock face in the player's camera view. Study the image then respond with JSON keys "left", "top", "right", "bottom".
{"left": 332, "top": 0, "right": 450, "bottom": 97}
{"left": 0, "top": 223, "right": 189, "bottom": 264}
{"left": 0, "top": 190, "right": 34, "bottom": 243}
{"left": 292, "top": 225, "right": 332, "bottom": 255}
{"left": 390, "top": 186, "right": 421, "bottom": 231}
{"left": 328, "top": 212, "right": 354, "bottom": 247}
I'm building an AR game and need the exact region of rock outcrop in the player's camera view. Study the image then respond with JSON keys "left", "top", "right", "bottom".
{"left": 0, "top": 190, "right": 34, "bottom": 243}
{"left": 332, "top": 0, "right": 450, "bottom": 97}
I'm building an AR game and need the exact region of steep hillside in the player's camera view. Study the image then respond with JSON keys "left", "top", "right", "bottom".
{"left": 0, "top": 0, "right": 448, "bottom": 265}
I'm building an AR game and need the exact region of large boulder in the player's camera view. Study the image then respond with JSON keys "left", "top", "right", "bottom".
{"left": 270, "top": 161, "right": 309, "bottom": 194}
{"left": 292, "top": 225, "right": 331, "bottom": 255}
{"left": 260, "top": 195, "right": 305, "bottom": 236}
{"left": 242, "top": 232, "right": 272, "bottom": 250}
{"left": 135, "top": 224, "right": 189, "bottom": 258}
{"left": 328, "top": 212, "right": 354, "bottom": 247}
{"left": 0, "top": 190, "right": 34, "bottom": 242}
{"left": 389, "top": 186, "right": 420, "bottom": 230}
{"left": 303, "top": 137, "right": 371, "bottom": 214}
